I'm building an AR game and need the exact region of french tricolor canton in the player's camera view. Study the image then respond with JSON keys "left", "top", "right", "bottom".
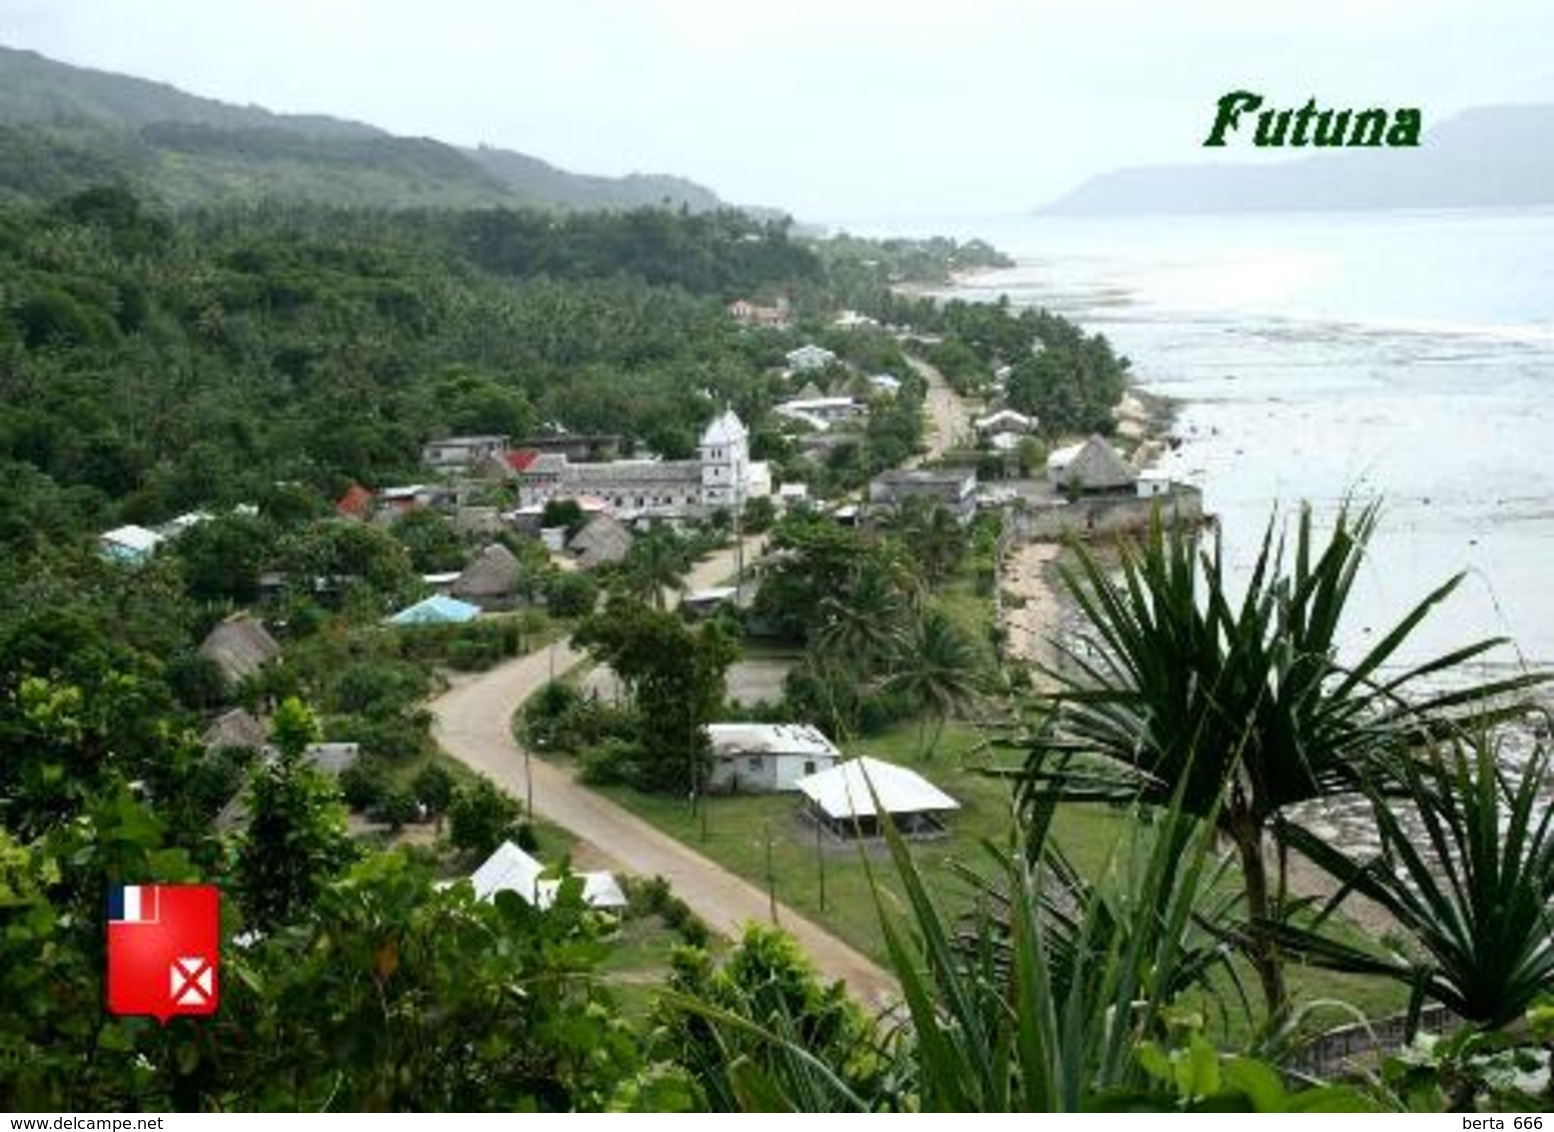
{"left": 106, "top": 883, "right": 220, "bottom": 1023}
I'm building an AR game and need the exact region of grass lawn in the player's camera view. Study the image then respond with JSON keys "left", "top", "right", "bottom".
{"left": 592, "top": 718, "right": 1127, "bottom": 969}
{"left": 586, "top": 714, "right": 1410, "bottom": 1032}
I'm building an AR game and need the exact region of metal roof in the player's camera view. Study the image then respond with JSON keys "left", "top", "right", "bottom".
{"left": 795, "top": 756, "right": 960, "bottom": 820}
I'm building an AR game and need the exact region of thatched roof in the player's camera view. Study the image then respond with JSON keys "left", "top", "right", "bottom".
{"left": 452, "top": 543, "right": 523, "bottom": 599}
{"left": 198, "top": 613, "right": 281, "bottom": 686}
{"left": 203, "top": 708, "right": 267, "bottom": 752}
{"left": 568, "top": 515, "right": 633, "bottom": 568}
{"left": 1057, "top": 434, "right": 1136, "bottom": 492}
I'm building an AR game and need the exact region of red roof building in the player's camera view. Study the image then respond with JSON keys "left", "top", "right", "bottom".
{"left": 336, "top": 484, "right": 374, "bottom": 521}
{"left": 504, "top": 448, "right": 542, "bottom": 473}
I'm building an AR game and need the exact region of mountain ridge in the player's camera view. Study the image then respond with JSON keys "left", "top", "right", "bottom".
{"left": 0, "top": 43, "right": 743, "bottom": 213}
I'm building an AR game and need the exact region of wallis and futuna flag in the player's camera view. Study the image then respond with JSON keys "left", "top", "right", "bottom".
{"left": 106, "top": 884, "right": 220, "bottom": 1023}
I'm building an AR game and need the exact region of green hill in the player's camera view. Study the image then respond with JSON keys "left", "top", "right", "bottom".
{"left": 0, "top": 44, "right": 732, "bottom": 212}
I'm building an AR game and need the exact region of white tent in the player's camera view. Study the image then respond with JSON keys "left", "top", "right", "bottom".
{"left": 795, "top": 757, "right": 959, "bottom": 837}
{"left": 469, "top": 840, "right": 626, "bottom": 910}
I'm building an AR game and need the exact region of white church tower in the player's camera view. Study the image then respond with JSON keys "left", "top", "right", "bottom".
{"left": 698, "top": 409, "right": 749, "bottom": 509}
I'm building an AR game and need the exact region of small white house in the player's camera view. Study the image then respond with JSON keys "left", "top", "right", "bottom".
{"left": 974, "top": 408, "right": 1035, "bottom": 436}
{"left": 423, "top": 434, "right": 510, "bottom": 470}
{"left": 785, "top": 344, "right": 838, "bottom": 373}
{"left": 773, "top": 397, "right": 862, "bottom": 432}
{"left": 100, "top": 524, "right": 164, "bottom": 562}
{"left": 1137, "top": 469, "right": 1173, "bottom": 498}
{"left": 867, "top": 373, "right": 902, "bottom": 397}
{"left": 706, "top": 723, "right": 841, "bottom": 793}
{"left": 776, "top": 482, "right": 810, "bottom": 509}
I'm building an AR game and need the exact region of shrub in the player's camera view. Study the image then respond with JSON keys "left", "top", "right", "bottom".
{"left": 546, "top": 571, "right": 598, "bottom": 618}
{"left": 339, "top": 759, "right": 392, "bottom": 812}
{"left": 371, "top": 788, "right": 420, "bottom": 831}
{"left": 447, "top": 778, "right": 523, "bottom": 856}
{"left": 411, "top": 762, "right": 456, "bottom": 815}
{"left": 578, "top": 738, "right": 644, "bottom": 787}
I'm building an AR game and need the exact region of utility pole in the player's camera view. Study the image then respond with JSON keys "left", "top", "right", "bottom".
{"left": 815, "top": 814, "right": 826, "bottom": 911}
{"left": 524, "top": 743, "right": 534, "bottom": 817}
{"left": 765, "top": 819, "right": 778, "bottom": 925}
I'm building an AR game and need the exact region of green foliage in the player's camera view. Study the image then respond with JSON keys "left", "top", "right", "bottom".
{"left": 1019, "top": 504, "right": 1546, "bottom": 1015}
{"left": 1273, "top": 732, "right": 1554, "bottom": 1028}
{"left": 518, "top": 679, "right": 634, "bottom": 755}
{"left": 211, "top": 850, "right": 658, "bottom": 1110}
{"left": 447, "top": 776, "right": 524, "bottom": 857}
{"left": 274, "top": 521, "right": 420, "bottom": 614}
{"left": 887, "top": 608, "right": 986, "bottom": 757}
{"left": 410, "top": 761, "right": 456, "bottom": 815}
{"left": 574, "top": 598, "right": 739, "bottom": 794}
{"left": 547, "top": 570, "right": 599, "bottom": 618}
{"left": 742, "top": 494, "right": 776, "bottom": 534}
{"left": 339, "top": 757, "right": 392, "bottom": 812}
{"left": 166, "top": 512, "right": 275, "bottom": 605}
{"left": 391, "top": 508, "right": 465, "bottom": 573}
{"left": 234, "top": 698, "right": 357, "bottom": 932}
{"left": 1377, "top": 1013, "right": 1554, "bottom": 1113}
{"left": 1006, "top": 329, "right": 1129, "bottom": 437}
{"left": 623, "top": 874, "right": 710, "bottom": 947}
{"left": 542, "top": 498, "right": 587, "bottom": 536}
{"left": 371, "top": 786, "right": 420, "bottom": 831}
{"left": 652, "top": 923, "right": 885, "bottom": 1111}
{"left": 617, "top": 522, "right": 693, "bottom": 610}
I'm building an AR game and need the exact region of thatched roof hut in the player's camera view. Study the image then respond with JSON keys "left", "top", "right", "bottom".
{"left": 452, "top": 543, "right": 524, "bottom": 608}
{"left": 1047, "top": 434, "right": 1137, "bottom": 493}
{"left": 198, "top": 613, "right": 281, "bottom": 688}
{"left": 568, "top": 515, "right": 633, "bottom": 569}
{"left": 203, "top": 708, "right": 267, "bottom": 753}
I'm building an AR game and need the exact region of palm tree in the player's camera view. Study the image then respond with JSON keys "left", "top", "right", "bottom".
{"left": 893, "top": 499, "right": 967, "bottom": 584}
{"left": 814, "top": 559, "right": 915, "bottom": 676}
{"left": 888, "top": 607, "right": 985, "bottom": 758}
{"left": 621, "top": 523, "right": 691, "bottom": 611}
{"left": 1015, "top": 503, "right": 1543, "bottom": 1017}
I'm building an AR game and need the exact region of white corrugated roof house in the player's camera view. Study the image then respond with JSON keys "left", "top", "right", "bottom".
{"left": 468, "top": 840, "right": 626, "bottom": 910}
{"left": 795, "top": 756, "right": 960, "bottom": 838}
{"left": 705, "top": 722, "right": 841, "bottom": 793}
{"left": 100, "top": 524, "right": 164, "bottom": 562}
{"left": 785, "top": 344, "right": 838, "bottom": 372}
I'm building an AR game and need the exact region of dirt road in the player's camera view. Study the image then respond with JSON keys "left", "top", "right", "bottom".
{"left": 906, "top": 354, "right": 971, "bottom": 463}
{"left": 430, "top": 536, "right": 900, "bottom": 1006}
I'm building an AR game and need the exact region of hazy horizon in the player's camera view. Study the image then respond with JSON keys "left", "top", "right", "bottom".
{"left": 5, "top": 0, "right": 1554, "bottom": 223}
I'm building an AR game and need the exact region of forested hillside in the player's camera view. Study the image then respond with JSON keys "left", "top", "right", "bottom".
{"left": 0, "top": 45, "right": 733, "bottom": 211}
{"left": 0, "top": 188, "right": 822, "bottom": 542}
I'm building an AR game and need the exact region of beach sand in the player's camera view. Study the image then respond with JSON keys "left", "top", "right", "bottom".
{"left": 1001, "top": 540, "right": 1063, "bottom": 676}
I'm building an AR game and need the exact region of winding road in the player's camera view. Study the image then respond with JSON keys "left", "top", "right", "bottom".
{"left": 430, "top": 535, "right": 900, "bottom": 1006}
{"left": 906, "top": 354, "right": 971, "bottom": 465}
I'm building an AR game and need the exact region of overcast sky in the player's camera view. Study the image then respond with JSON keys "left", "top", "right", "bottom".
{"left": 6, "top": 0, "right": 1552, "bottom": 222}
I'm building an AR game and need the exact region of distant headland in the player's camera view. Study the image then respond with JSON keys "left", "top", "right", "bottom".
{"left": 1044, "top": 103, "right": 1554, "bottom": 215}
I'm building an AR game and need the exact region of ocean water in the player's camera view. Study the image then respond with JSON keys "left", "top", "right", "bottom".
{"left": 913, "top": 209, "right": 1554, "bottom": 671}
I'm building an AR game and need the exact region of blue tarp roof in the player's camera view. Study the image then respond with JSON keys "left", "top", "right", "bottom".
{"left": 389, "top": 594, "right": 480, "bottom": 625}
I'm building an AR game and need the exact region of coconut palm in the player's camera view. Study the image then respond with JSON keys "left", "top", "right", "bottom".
{"left": 813, "top": 558, "right": 915, "bottom": 676}
{"left": 888, "top": 607, "right": 985, "bottom": 758}
{"left": 1014, "top": 503, "right": 1544, "bottom": 1017}
{"left": 620, "top": 522, "right": 692, "bottom": 610}
{"left": 893, "top": 498, "right": 968, "bottom": 584}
